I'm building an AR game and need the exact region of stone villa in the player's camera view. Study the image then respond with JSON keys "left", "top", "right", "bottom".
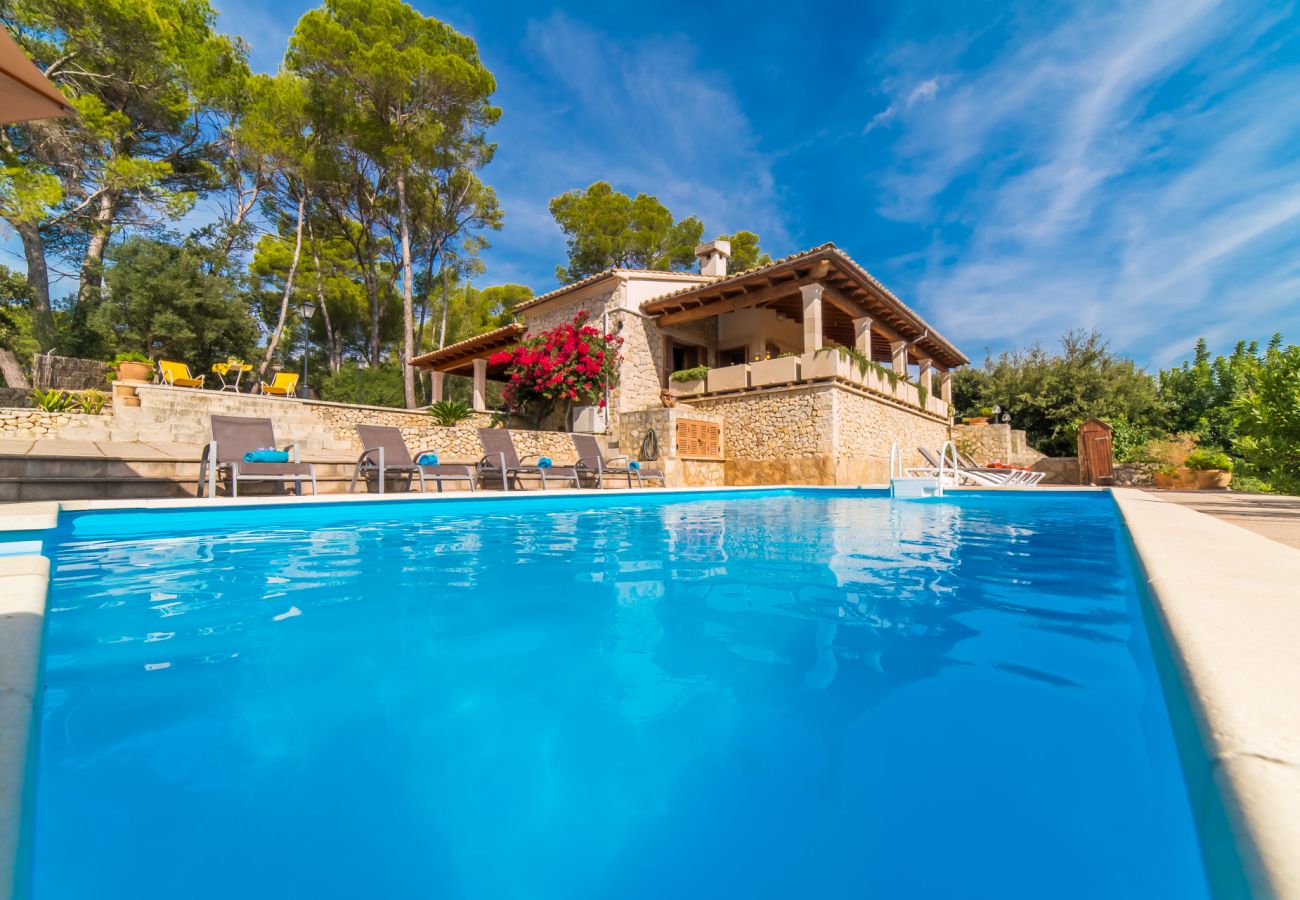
{"left": 413, "top": 242, "right": 968, "bottom": 485}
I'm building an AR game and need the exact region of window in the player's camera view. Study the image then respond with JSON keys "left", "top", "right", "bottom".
{"left": 664, "top": 338, "right": 706, "bottom": 384}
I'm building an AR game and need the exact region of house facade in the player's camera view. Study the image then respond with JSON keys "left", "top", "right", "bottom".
{"left": 412, "top": 241, "right": 968, "bottom": 486}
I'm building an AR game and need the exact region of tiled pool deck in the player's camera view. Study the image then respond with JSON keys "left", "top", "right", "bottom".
{"left": 1, "top": 486, "right": 1297, "bottom": 899}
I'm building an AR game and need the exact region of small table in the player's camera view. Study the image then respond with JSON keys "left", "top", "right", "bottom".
{"left": 212, "top": 362, "right": 250, "bottom": 392}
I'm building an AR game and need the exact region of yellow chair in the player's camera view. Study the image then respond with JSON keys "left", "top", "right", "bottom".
{"left": 260, "top": 372, "right": 299, "bottom": 398}
{"left": 159, "top": 359, "right": 205, "bottom": 388}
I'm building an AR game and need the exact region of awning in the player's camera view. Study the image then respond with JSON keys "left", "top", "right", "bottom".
{"left": 409, "top": 322, "right": 525, "bottom": 377}
{"left": 0, "top": 29, "right": 74, "bottom": 125}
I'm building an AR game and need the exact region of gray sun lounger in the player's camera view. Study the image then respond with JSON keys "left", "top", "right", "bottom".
{"left": 477, "top": 427, "right": 581, "bottom": 491}
{"left": 199, "top": 415, "right": 317, "bottom": 498}
{"left": 571, "top": 433, "right": 665, "bottom": 488}
{"left": 350, "top": 424, "right": 476, "bottom": 494}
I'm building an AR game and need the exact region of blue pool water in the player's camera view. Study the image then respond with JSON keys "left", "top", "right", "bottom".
{"left": 28, "top": 490, "right": 1209, "bottom": 899}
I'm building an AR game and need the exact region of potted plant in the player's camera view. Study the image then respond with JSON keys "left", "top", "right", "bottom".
{"left": 1186, "top": 450, "right": 1234, "bottom": 490}
{"left": 1153, "top": 465, "right": 1175, "bottom": 489}
{"left": 967, "top": 407, "right": 993, "bottom": 426}
{"left": 750, "top": 353, "right": 801, "bottom": 387}
{"left": 669, "top": 365, "right": 709, "bottom": 396}
{"left": 113, "top": 351, "right": 153, "bottom": 383}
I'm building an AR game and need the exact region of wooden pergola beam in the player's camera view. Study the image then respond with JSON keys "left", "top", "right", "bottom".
{"left": 654, "top": 274, "right": 815, "bottom": 326}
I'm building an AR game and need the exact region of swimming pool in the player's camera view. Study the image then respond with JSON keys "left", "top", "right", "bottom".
{"left": 24, "top": 489, "right": 1210, "bottom": 898}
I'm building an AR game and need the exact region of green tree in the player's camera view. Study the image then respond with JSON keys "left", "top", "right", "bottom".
{"left": 1159, "top": 337, "right": 1266, "bottom": 452}
{"left": 1, "top": 0, "right": 248, "bottom": 349}
{"left": 954, "top": 330, "right": 1164, "bottom": 456}
{"left": 549, "top": 182, "right": 703, "bottom": 283}
{"left": 93, "top": 236, "right": 256, "bottom": 370}
{"left": 287, "top": 0, "right": 500, "bottom": 408}
{"left": 717, "top": 230, "right": 771, "bottom": 272}
{"left": 318, "top": 361, "right": 406, "bottom": 407}
{"left": 434, "top": 281, "right": 530, "bottom": 351}
{"left": 0, "top": 265, "right": 34, "bottom": 388}
{"left": 1232, "top": 341, "right": 1300, "bottom": 493}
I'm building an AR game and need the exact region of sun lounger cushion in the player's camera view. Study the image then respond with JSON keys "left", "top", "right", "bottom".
{"left": 243, "top": 448, "right": 289, "bottom": 463}
{"left": 416, "top": 453, "right": 439, "bottom": 466}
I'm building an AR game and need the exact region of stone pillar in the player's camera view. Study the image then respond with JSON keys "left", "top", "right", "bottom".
{"left": 917, "top": 357, "right": 933, "bottom": 395}
{"left": 801, "top": 283, "right": 825, "bottom": 354}
{"left": 938, "top": 369, "right": 953, "bottom": 404}
{"left": 430, "top": 370, "right": 445, "bottom": 403}
{"left": 852, "top": 316, "right": 873, "bottom": 356}
{"left": 471, "top": 358, "right": 488, "bottom": 412}
{"left": 890, "top": 340, "right": 908, "bottom": 377}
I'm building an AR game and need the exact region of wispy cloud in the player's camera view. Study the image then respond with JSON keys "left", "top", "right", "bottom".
{"left": 862, "top": 0, "right": 1300, "bottom": 364}
{"left": 864, "top": 77, "right": 942, "bottom": 133}
{"left": 481, "top": 12, "right": 788, "bottom": 288}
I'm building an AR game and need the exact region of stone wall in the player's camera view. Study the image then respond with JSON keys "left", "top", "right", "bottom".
{"left": 0, "top": 385, "right": 596, "bottom": 467}
{"left": 951, "top": 422, "right": 1045, "bottom": 466}
{"left": 617, "top": 406, "right": 726, "bottom": 487}
{"left": 1114, "top": 462, "right": 1157, "bottom": 486}
{"left": 0, "top": 388, "right": 30, "bottom": 408}
{"left": 1031, "top": 456, "right": 1081, "bottom": 485}
{"left": 0, "top": 408, "right": 104, "bottom": 438}
{"left": 690, "top": 382, "right": 949, "bottom": 485}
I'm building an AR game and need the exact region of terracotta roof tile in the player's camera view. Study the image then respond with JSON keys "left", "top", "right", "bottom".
{"left": 513, "top": 268, "right": 709, "bottom": 313}
{"left": 639, "top": 243, "right": 969, "bottom": 366}
{"left": 409, "top": 322, "right": 525, "bottom": 368}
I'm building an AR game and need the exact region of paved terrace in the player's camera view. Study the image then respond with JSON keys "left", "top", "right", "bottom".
{"left": 1150, "top": 490, "right": 1300, "bottom": 551}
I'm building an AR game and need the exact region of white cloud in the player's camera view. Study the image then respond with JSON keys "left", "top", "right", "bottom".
{"left": 863, "top": 0, "right": 1300, "bottom": 364}
{"left": 480, "top": 12, "right": 789, "bottom": 289}
{"left": 864, "top": 76, "right": 941, "bottom": 133}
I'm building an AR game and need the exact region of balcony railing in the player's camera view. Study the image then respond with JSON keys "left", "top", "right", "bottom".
{"left": 670, "top": 352, "right": 951, "bottom": 418}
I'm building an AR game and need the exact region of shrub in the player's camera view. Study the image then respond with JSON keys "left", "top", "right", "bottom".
{"left": 1101, "top": 416, "right": 1161, "bottom": 463}
{"left": 75, "top": 390, "right": 107, "bottom": 415}
{"left": 1232, "top": 342, "right": 1300, "bottom": 494}
{"left": 1141, "top": 434, "right": 1198, "bottom": 469}
{"left": 31, "top": 388, "right": 76, "bottom": 411}
{"left": 670, "top": 365, "right": 709, "bottom": 382}
{"left": 428, "top": 400, "right": 473, "bottom": 427}
{"left": 1185, "top": 449, "right": 1233, "bottom": 472}
{"left": 319, "top": 364, "right": 405, "bottom": 408}
{"left": 111, "top": 351, "right": 151, "bottom": 365}
{"left": 489, "top": 312, "right": 622, "bottom": 429}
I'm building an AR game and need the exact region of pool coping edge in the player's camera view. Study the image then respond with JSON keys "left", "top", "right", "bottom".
{"left": 0, "top": 553, "right": 48, "bottom": 900}
{"left": 2, "top": 487, "right": 1295, "bottom": 900}
{"left": 1111, "top": 488, "right": 1300, "bottom": 900}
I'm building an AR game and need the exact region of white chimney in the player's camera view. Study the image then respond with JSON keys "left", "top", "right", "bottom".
{"left": 695, "top": 239, "right": 731, "bottom": 277}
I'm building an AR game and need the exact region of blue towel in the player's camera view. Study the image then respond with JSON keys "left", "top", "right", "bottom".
{"left": 537, "top": 457, "right": 553, "bottom": 468}
{"left": 628, "top": 460, "right": 640, "bottom": 470}
{"left": 416, "top": 453, "right": 439, "bottom": 466}
{"left": 243, "top": 448, "right": 288, "bottom": 463}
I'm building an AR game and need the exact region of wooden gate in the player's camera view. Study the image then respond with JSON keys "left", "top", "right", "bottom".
{"left": 1077, "top": 418, "right": 1114, "bottom": 485}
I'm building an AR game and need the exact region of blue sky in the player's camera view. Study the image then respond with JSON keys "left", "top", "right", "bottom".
{"left": 21, "top": 0, "right": 1300, "bottom": 367}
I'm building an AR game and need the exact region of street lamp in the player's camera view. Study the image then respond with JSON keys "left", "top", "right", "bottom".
{"left": 300, "top": 300, "right": 316, "bottom": 397}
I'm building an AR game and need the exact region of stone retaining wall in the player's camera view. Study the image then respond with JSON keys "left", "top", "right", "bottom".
{"left": 0, "top": 409, "right": 99, "bottom": 438}
{"left": 690, "top": 382, "right": 949, "bottom": 485}
{"left": 617, "top": 406, "right": 726, "bottom": 487}
{"left": 952, "top": 422, "right": 1044, "bottom": 466}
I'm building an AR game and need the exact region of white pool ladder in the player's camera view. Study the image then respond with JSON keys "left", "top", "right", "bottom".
{"left": 889, "top": 440, "right": 944, "bottom": 499}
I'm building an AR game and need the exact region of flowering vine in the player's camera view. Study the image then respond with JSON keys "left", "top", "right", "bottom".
{"left": 488, "top": 311, "right": 623, "bottom": 428}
